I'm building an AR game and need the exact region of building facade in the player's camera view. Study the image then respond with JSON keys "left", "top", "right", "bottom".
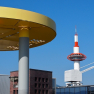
{"left": 10, "top": 69, "right": 52, "bottom": 94}
{"left": 56, "top": 85, "right": 94, "bottom": 94}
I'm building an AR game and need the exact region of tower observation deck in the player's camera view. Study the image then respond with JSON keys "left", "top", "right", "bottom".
{"left": 67, "top": 53, "right": 86, "bottom": 61}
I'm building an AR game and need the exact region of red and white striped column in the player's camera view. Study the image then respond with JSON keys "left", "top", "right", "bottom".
{"left": 73, "top": 33, "right": 80, "bottom": 71}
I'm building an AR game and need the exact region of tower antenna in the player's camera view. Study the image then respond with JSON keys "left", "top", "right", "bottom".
{"left": 75, "top": 25, "right": 77, "bottom": 34}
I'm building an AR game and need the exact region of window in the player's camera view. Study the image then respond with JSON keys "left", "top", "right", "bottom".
{"left": 86, "top": 87, "right": 87, "bottom": 94}
{"left": 75, "top": 87, "right": 80, "bottom": 94}
{"left": 17, "top": 90, "right": 18, "bottom": 94}
{"left": 80, "top": 87, "right": 86, "bottom": 94}
{"left": 90, "top": 87, "right": 94, "bottom": 92}
{"left": 46, "top": 90, "right": 48, "bottom": 94}
{"left": 42, "top": 78, "right": 45, "bottom": 82}
{"left": 70, "top": 88, "right": 74, "bottom": 94}
{"left": 46, "top": 78, "right": 48, "bottom": 82}
{"left": 35, "top": 89, "right": 37, "bottom": 94}
{"left": 35, "top": 77, "right": 37, "bottom": 81}
{"left": 42, "top": 84, "right": 45, "bottom": 88}
{"left": 35, "top": 83, "right": 37, "bottom": 88}
{"left": 38, "top": 90, "right": 41, "bottom": 94}
{"left": 65, "top": 88, "right": 69, "bottom": 94}
{"left": 52, "top": 78, "right": 56, "bottom": 94}
{"left": 46, "top": 84, "right": 48, "bottom": 88}
{"left": 38, "top": 84, "right": 41, "bottom": 88}
{"left": 87, "top": 86, "right": 94, "bottom": 94}
{"left": 61, "top": 88, "right": 64, "bottom": 94}
{"left": 38, "top": 78, "right": 41, "bottom": 82}
{"left": 13, "top": 90, "right": 15, "bottom": 94}
{"left": 56, "top": 88, "right": 61, "bottom": 94}
{"left": 42, "top": 90, "right": 45, "bottom": 94}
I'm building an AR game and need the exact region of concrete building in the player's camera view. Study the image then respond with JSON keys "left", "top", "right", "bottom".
{"left": 0, "top": 75, "right": 10, "bottom": 94}
{"left": 10, "top": 69, "right": 52, "bottom": 94}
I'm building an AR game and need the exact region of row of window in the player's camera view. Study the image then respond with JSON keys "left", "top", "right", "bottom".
{"left": 35, "top": 77, "right": 48, "bottom": 82}
{"left": 56, "top": 86, "right": 94, "bottom": 94}
{"left": 13, "top": 90, "right": 48, "bottom": 94}
{"left": 35, "top": 83, "right": 49, "bottom": 88}
{"left": 35, "top": 89, "right": 48, "bottom": 94}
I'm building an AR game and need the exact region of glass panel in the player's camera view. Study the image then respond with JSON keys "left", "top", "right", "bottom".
{"left": 80, "top": 87, "right": 86, "bottom": 94}
{"left": 61, "top": 88, "right": 64, "bottom": 94}
{"left": 65, "top": 88, "right": 69, "bottom": 94}
{"left": 52, "top": 79, "right": 56, "bottom": 88}
{"left": 85, "top": 87, "right": 87, "bottom": 94}
{"left": 70, "top": 87, "right": 74, "bottom": 94}
{"left": 75, "top": 87, "right": 80, "bottom": 94}
{"left": 52, "top": 79, "right": 56, "bottom": 94}
{"left": 87, "top": 87, "right": 90, "bottom": 94}
{"left": 91, "top": 87, "right": 94, "bottom": 92}
{"left": 56, "top": 88, "right": 61, "bottom": 94}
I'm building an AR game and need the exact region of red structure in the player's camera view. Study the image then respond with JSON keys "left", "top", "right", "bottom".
{"left": 10, "top": 69, "right": 52, "bottom": 94}
{"left": 67, "top": 53, "right": 86, "bottom": 61}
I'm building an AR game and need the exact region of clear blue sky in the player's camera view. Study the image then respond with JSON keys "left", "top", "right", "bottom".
{"left": 0, "top": 0, "right": 94, "bottom": 86}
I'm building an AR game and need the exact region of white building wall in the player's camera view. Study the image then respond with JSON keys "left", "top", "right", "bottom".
{"left": 0, "top": 75, "right": 10, "bottom": 94}
{"left": 64, "top": 70, "right": 82, "bottom": 82}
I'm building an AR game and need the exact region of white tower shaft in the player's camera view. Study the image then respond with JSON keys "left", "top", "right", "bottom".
{"left": 74, "top": 34, "right": 80, "bottom": 71}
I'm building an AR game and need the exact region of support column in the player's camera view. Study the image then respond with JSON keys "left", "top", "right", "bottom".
{"left": 18, "top": 28, "right": 29, "bottom": 94}
{"left": 74, "top": 61, "right": 80, "bottom": 71}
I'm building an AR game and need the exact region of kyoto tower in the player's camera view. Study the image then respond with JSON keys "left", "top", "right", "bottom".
{"left": 65, "top": 26, "right": 86, "bottom": 86}
{"left": 67, "top": 26, "right": 86, "bottom": 71}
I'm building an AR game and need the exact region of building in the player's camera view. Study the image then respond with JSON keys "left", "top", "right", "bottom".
{"left": 10, "top": 69, "right": 52, "bottom": 94}
{"left": 52, "top": 78, "right": 56, "bottom": 94}
{"left": 56, "top": 85, "right": 94, "bottom": 94}
{"left": 0, "top": 75, "right": 10, "bottom": 94}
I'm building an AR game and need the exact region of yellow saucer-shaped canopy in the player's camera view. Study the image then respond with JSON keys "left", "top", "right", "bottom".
{"left": 0, "top": 7, "right": 56, "bottom": 51}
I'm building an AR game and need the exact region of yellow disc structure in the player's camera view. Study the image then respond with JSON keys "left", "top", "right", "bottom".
{"left": 0, "top": 7, "right": 56, "bottom": 51}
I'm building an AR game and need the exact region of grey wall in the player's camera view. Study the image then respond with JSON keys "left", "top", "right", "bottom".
{"left": 0, "top": 75, "right": 10, "bottom": 94}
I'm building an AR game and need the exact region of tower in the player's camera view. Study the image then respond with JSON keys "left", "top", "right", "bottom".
{"left": 67, "top": 27, "right": 86, "bottom": 71}
{"left": 65, "top": 27, "right": 86, "bottom": 86}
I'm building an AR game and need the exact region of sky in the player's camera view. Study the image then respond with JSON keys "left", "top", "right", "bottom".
{"left": 0, "top": 0, "right": 94, "bottom": 86}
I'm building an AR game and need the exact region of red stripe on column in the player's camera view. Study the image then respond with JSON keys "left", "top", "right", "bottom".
{"left": 74, "top": 42, "right": 79, "bottom": 47}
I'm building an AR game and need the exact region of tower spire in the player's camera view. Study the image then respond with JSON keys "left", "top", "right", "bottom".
{"left": 75, "top": 25, "right": 77, "bottom": 34}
